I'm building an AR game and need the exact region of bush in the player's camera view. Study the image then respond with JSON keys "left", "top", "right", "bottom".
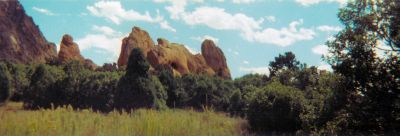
{"left": 228, "top": 85, "right": 260, "bottom": 117}
{"left": 247, "top": 81, "right": 309, "bottom": 133}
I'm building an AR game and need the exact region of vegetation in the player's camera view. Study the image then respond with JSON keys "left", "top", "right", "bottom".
{"left": 0, "top": 63, "right": 11, "bottom": 104}
{"left": 248, "top": 81, "right": 307, "bottom": 133}
{"left": 322, "top": 0, "right": 400, "bottom": 134}
{"left": 0, "top": 102, "right": 248, "bottom": 136}
{"left": 1, "top": 1, "right": 399, "bottom": 135}
{"left": 115, "top": 48, "right": 167, "bottom": 110}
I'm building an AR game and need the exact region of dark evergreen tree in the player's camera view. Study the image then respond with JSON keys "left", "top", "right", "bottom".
{"left": 0, "top": 63, "right": 11, "bottom": 104}
{"left": 115, "top": 48, "right": 167, "bottom": 110}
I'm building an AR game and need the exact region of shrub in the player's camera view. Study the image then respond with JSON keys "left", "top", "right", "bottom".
{"left": 228, "top": 85, "right": 260, "bottom": 117}
{"left": 247, "top": 81, "right": 309, "bottom": 133}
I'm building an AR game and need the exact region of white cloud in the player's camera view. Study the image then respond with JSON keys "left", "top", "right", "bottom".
{"left": 295, "top": 0, "right": 348, "bottom": 6}
{"left": 249, "top": 19, "right": 316, "bottom": 47}
{"left": 92, "top": 25, "right": 120, "bottom": 36}
{"left": 243, "top": 60, "right": 249, "bottom": 64}
{"left": 232, "top": 0, "right": 256, "bottom": 4}
{"left": 265, "top": 16, "right": 276, "bottom": 22}
{"left": 181, "top": 7, "right": 263, "bottom": 35}
{"left": 234, "top": 51, "right": 239, "bottom": 55}
{"left": 76, "top": 25, "right": 124, "bottom": 62}
{"left": 184, "top": 45, "right": 200, "bottom": 54}
{"left": 88, "top": 1, "right": 176, "bottom": 32}
{"left": 32, "top": 7, "right": 55, "bottom": 16}
{"left": 157, "top": 2, "right": 314, "bottom": 46}
{"left": 317, "top": 25, "right": 342, "bottom": 32}
{"left": 312, "top": 44, "right": 329, "bottom": 55}
{"left": 191, "top": 35, "right": 219, "bottom": 43}
{"left": 153, "top": 0, "right": 204, "bottom": 20}
{"left": 317, "top": 62, "right": 332, "bottom": 71}
{"left": 160, "top": 20, "right": 177, "bottom": 32}
{"left": 240, "top": 67, "right": 270, "bottom": 75}
{"left": 87, "top": 1, "right": 162, "bottom": 24}
{"left": 56, "top": 44, "right": 60, "bottom": 53}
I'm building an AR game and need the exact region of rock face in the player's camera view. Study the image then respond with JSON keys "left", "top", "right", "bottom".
{"left": 201, "top": 40, "right": 231, "bottom": 79}
{"left": 58, "top": 34, "right": 84, "bottom": 64}
{"left": 147, "top": 42, "right": 215, "bottom": 76}
{"left": 117, "top": 27, "right": 154, "bottom": 68}
{"left": 58, "top": 34, "right": 97, "bottom": 70}
{"left": 117, "top": 27, "right": 231, "bottom": 79}
{"left": 0, "top": 0, "right": 57, "bottom": 64}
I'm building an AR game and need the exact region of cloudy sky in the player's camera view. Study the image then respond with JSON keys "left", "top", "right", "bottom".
{"left": 19, "top": 0, "right": 347, "bottom": 78}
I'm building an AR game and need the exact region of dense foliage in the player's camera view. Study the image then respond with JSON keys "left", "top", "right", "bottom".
{"left": 248, "top": 81, "right": 307, "bottom": 133}
{"left": 0, "top": 63, "right": 11, "bottom": 104}
{"left": 1, "top": 1, "right": 399, "bottom": 134}
{"left": 323, "top": 0, "right": 400, "bottom": 134}
{"left": 115, "top": 48, "right": 167, "bottom": 110}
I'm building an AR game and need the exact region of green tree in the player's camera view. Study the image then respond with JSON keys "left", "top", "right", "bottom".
{"left": 23, "top": 64, "right": 65, "bottom": 109}
{"left": 269, "top": 52, "right": 301, "bottom": 77}
{"left": 324, "top": 0, "right": 400, "bottom": 134}
{"left": 178, "top": 74, "right": 234, "bottom": 111}
{"left": 247, "top": 81, "right": 309, "bottom": 133}
{"left": 115, "top": 48, "right": 167, "bottom": 110}
{"left": 228, "top": 85, "right": 260, "bottom": 117}
{"left": 0, "top": 63, "right": 11, "bottom": 104}
{"left": 158, "top": 68, "right": 182, "bottom": 108}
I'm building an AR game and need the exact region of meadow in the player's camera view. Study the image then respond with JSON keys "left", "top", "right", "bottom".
{"left": 0, "top": 103, "right": 248, "bottom": 136}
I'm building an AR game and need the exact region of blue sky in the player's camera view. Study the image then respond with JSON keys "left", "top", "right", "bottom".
{"left": 19, "top": 0, "right": 347, "bottom": 78}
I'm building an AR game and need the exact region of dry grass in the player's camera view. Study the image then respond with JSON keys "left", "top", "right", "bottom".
{"left": 0, "top": 102, "right": 248, "bottom": 136}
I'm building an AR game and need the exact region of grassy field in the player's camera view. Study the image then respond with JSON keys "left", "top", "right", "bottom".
{"left": 0, "top": 102, "right": 248, "bottom": 136}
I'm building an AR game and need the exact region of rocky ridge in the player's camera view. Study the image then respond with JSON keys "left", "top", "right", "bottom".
{"left": 0, "top": 0, "right": 57, "bottom": 64}
{"left": 117, "top": 27, "right": 231, "bottom": 79}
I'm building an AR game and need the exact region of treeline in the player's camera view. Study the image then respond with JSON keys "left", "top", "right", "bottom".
{"left": 0, "top": 48, "right": 235, "bottom": 113}
{"left": 0, "top": 47, "right": 398, "bottom": 135}
{"left": 0, "top": 48, "right": 342, "bottom": 134}
{"left": 1, "top": 0, "right": 399, "bottom": 135}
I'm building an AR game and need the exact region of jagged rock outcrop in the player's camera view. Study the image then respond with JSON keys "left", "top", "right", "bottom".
{"left": 58, "top": 34, "right": 84, "bottom": 64}
{"left": 147, "top": 41, "right": 215, "bottom": 76}
{"left": 58, "top": 34, "right": 97, "bottom": 70}
{"left": 117, "top": 27, "right": 154, "bottom": 68}
{"left": 117, "top": 26, "right": 231, "bottom": 79}
{"left": 0, "top": 0, "right": 57, "bottom": 64}
{"left": 201, "top": 40, "right": 231, "bottom": 79}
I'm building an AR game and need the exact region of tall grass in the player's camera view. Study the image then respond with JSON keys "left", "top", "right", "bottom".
{"left": 0, "top": 103, "right": 248, "bottom": 136}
